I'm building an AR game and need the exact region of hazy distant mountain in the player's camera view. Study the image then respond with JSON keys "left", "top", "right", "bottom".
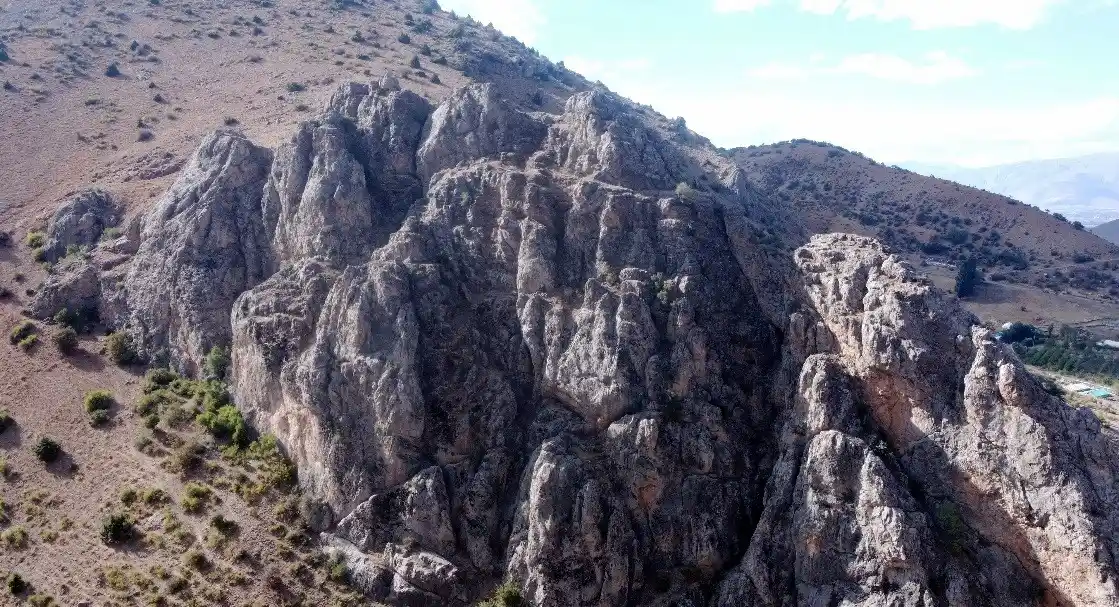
{"left": 904, "top": 152, "right": 1119, "bottom": 227}
{"left": 1093, "top": 218, "right": 1119, "bottom": 244}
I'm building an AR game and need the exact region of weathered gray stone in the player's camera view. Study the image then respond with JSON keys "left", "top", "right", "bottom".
{"left": 40, "top": 189, "right": 120, "bottom": 263}
{"left": 77, "top": 83, "right": 1119, "bottom": 607}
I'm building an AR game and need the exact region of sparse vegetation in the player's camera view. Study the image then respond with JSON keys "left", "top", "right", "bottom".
{"left": 0, "top": 410, "right": 10, "bottom": 434}
{"left": 32, "top": 437, "right": 61, "bottom": 463}
{"left": 7, "top": 572, "right": 26, "bottom": 595}
{"left": 10, "top": 320, "right": 36, "bottom": 344}
{"left": 1015, "top": 325, "right": 1119, "bottom": 381}
{"left": 25, "top": 231, "right": 45, "bottom": 248}
{"left": 105, "top": 331, "right": 136, "bottom": 365}
{"left": 84, "top": 389, "right": 114, "bottom": 413}
{"left": 203, "top": 345, "right": 231, "bottom": 380}
{"left": 1, "top": 525, "right": 28, "bottom": 549}
{"left": 89, "top": 409, "right": 110, "bottom": 427}
{"left": 105, "top": 63, "right": 121, "bottom": 77}
{"left": 478, "top": 581, "right": 526, "bottom": 607}
{"left": 181, "top": 482, "right": 213, "bottom": 513}
{"left": 53, "top": 327, "right": 79, "bottom": 354}
{"left": 285, "top": 82, "right": 306, "bottom": 93}
{"left": 100, "top": 512, "right": 136, "bottom": 544}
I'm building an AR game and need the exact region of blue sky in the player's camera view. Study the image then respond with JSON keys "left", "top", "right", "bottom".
{"left": 438, "top": 0, "right": 1119, "bottom": 167}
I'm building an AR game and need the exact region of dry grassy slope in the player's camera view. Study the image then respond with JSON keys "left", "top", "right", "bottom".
{"left": 0, "top": 0, "right": 589, "bottom": 230}
{"left": 1, "top": 0, "right": 1119, "bottom": 603}
{"left": 731, "top": 141, "right": 1119, "bottom": 281}
{"left": 0, "top": 302, "right": 366, "bottom": 606}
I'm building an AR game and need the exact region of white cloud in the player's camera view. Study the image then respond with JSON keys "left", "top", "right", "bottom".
{"left": 437, "top": 0, "right": 545, "bottom": 44}
{"left": 563, "top": 56, "right": 1119, "bottom": 166}
{"left": 749, "top": 52, "right": 979, "bottom": 84}
{"left": 713, "top": 0, "right": 1066, "bottom": 29}
{"left": 834, "top": 51, "right": 979, "bottom": 84}
{"left": 563, "top": 56, "right": 653, "bottom": 89}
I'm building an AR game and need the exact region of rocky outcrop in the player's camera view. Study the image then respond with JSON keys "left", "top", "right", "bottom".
{"left": 121, "top": 130, "right": 273, "bottom": 371}
{"left": 50, "top": 79, "right": 1119, "bottom": 607}
{"left": 40, "top": 189, "right": 121, "bottom": 263}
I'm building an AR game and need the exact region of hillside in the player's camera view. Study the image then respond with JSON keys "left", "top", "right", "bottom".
{"left": 1094, "top": 217, "right": 1119, "bottom": 244}
{"left": 730, "top": 140, "right": 1119, "bottom": 313}
{"left": 906, "top": 153, "right": 1119, "bottom": 227}
{"left": 2, "top": 2, "right": 1119, "bottom": 607}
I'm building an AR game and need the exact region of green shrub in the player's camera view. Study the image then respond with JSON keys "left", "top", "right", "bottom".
{"left": 53, "top": 327, "right": 78, "bottom": 354}
{"left": 285, "top": 82, "right": 305, "bottom": 93}
{"left": 0, "top": 410, "right": 10, "bottom": 433}
{"left": 327, "top": 553, "right": 348, "bottom": 583}
{"left": 32, "top": 437, "right": 61, "bottom": 463}
{"left": 84, "top": 389, "right": 114, "bottom": 412}
{"left": 397, "top": 32, "right": 411, "bottom": 44}
{"left": 100, "top": 513, "right": 135, "bottom": 544}
{"left": 136, "top": 390, "right": 175, "bottom": 417}
{"left": 27, "top": 594, "right": 56, "bottom": 607}
{"left": 9, "top": 321, "right": 35, "bottom": 344}
{"left": 24, "top": 231, "right": 45, "bottom": 248}
{"left": 141, "top": 487, "right": 169, "bottom": 504}
{"left": 16, "top": 334, "right": 37, "bottom": 352}
{"left": 478, "top": 581, "right": 525, "bottom": 607}
{"left": 169, "top": 441, "right": 205, "bottom": 474}
{"left": 105, "top": 332, "right": 135, "bottom": 365}
{"left": 7, "top": 572, "right": 26, "bottom": 594}
{"left": 1, "top": 526, "right": 27, "bottom": 549}
{"left": 144, "top": 368, "right": 179, "bottom": 390}
{"left": 183, "top": 549, "right": 210, "bottom": 570}
{"left": 203, "top": 346, "right": 230, "bottom": 380}
{"left": 196, "top": 404, "right": 249, "bottom": 447}
{"left": 52, "top": 308, "right": 78, "bottom": 330}
{"left": 88, "top": 409, "right": 110, "bottom": 427}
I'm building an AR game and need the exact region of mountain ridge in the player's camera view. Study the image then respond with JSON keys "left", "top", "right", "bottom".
{"left": 2, "top": 1, "right": 1119, "bottom": 606}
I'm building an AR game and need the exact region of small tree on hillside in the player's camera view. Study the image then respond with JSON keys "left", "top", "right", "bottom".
{"left": 955, "top": 258, "right": 980, "bottom": 298}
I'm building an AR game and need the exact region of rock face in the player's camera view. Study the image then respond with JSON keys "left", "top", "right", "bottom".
{"left": 121, "top": 131, "right": 273, "bottom": 372}
{"left": 40, "top": 189, "right": 121, "bottom": 263}
{"left": 50, "top": 80, "right": 1119, "bottom": 606}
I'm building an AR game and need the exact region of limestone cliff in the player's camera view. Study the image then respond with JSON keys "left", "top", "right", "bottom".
{"left": 31, "top": 81, "right": 1119, "bottom": 606}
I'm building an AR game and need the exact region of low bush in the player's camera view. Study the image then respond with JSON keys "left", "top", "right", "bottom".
{"left": 83, "top": 389, "right": 114, "bottom": 413}
{"left": 203, "top": 346, "right": 230, "bottom": 380}
{"left": 100, "top": 513, "right": 135, "bottom": 544}
{"left": 169, "top": 441, "right": 205, "bottom": 474}
{"left": 105, "top": 63, "right": 120, "bottom": 77}
{"left": 478, "top": 581, "right": 525, "bottom": 607}
{"left": 16, "top": 335, "right": 36, "bottom": 352}
{"left": 32, "top": 438, "right": 60, "bottom": 463}
{"left": 105, "top": 332, "right": 135, "bottom": 365}
{"left": 88, "top": 409, "right": 110, "bottom": 427}
{"left": 7, "top": 572, "right": 26, "bottom": 594}
{"left": 9, "top": 321, "right": 35, "bottom": 344}
{"left": 0, "top": 410, "right": 10, "bottom": 433}
{"left": 24, "top": 231, "right": 44, "bottom": 248}
{"left": 53, "top": 327, "right": 78, "bottom": 354}
{"left": 183, "top": 549, "right": 210, "bottom": 570}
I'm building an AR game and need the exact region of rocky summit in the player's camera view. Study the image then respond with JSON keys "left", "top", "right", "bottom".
{"left": 26, "top": 70, "right": 1119, "bottom": 607}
